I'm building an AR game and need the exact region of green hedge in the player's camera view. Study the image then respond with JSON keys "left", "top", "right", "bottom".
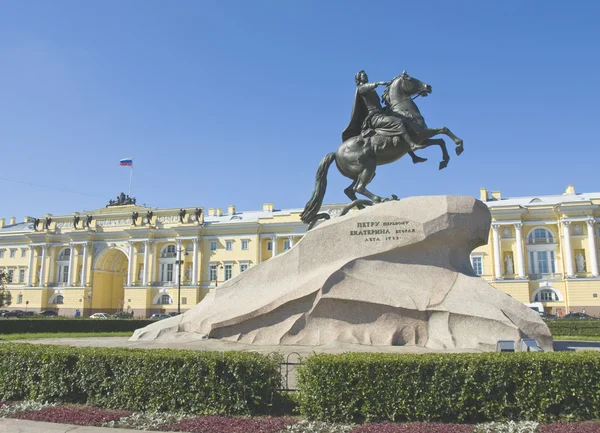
{"left": 297, "top": 352, "right": 600, "bottom": 423}
{"left": 0, "top": 319, "right": 154, "bottom": 334}
{"left": 547, "top": 320, "right": 600, "bottom": 336}
{"left": 0, "top": 343, "right": 282, "bottom": 415}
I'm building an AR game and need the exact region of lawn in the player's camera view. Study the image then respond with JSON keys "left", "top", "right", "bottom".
{"left": 0, "top": 332, "right": 132, "bottom": 340}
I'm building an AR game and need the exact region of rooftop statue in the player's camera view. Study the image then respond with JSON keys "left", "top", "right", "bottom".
{"left": 107, "top": 192, "right": 137, "bottom": 207}
{"left": 301, "top": 70, "right": 464, "bottom": 229}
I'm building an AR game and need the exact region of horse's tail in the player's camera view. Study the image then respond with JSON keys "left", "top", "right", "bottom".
{"left": 300, "top": 152, "right": 336, "bottom": 226}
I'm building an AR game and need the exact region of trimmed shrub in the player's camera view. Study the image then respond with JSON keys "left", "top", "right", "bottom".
{"left": 547, "top": 320, "right": 600, "bottom": 337}
{"left": 297, "top": 352, "right": 600, "bottom": 423}
{"left": 0, "top": 343, "right": 282, "bottom": 415}
{"left": 0, "top": 318, "right": 154, "bottom": 334}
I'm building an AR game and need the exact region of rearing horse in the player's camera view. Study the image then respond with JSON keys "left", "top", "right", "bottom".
{"left": 300, "top": 71, "right": 464, "bottom": 228}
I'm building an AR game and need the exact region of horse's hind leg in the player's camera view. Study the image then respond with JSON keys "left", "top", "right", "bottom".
{"left": 354, "top": 167, "right": 385, "bottom": 203}
{"left": 344, "top": 179, "right": 367, "bottom": 209}
{"left": 344, "top": 179, "right": 358, "bottom": 201}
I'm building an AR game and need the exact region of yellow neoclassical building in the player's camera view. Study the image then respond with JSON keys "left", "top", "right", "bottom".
{"left": 1, "top": 185, "right": 599, "bottom": 317}
{"left": 473, "top": 185, "right": 600, "bottom": 316}
{"left": 0, "top": 200, "right": 343, "bottom": 317}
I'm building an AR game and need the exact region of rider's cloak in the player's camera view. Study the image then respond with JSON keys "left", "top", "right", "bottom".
{"left": 341, "top": 88, "right": 368, "bottom": 142}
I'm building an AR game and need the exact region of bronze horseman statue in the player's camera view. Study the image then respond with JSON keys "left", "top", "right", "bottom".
{"left": 301, "top": 70, "right": 463, "bottom": 229}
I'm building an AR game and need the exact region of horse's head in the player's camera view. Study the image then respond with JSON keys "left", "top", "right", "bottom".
{"left": 382, "top": 71, "right": 432, "bottom": 106}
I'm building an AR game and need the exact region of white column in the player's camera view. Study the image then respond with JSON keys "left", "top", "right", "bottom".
{"left": 258, "top": 236, "right": 263, "bottom": 263}
{"left": 562, "top": 221, "right": 574, "bottom": 278}
{"left": 142, "top": 241, "right": 150, "bottom": 286}
{"left": 40, "top": 245, "right": 47, "bottom": 286}
{"left": 81, "top": 243, "right": 89, "bottom": 286}
{"left": 192, "top": 238, "right": 199, "bottom": 285}
{"left": 272, "top": 236, "right": 278, "bottom": 257}
{"left": 514, "top": 223, "right": 526, "bottom": 279}
{"left": 587, "top": 218, "right": 599, "bottom": 277}
{"left": 27, "top": 246, "right": 35, "bottom": 286}
{"left": 289, "top": 236, "right": 295, "bottom": 248}
{"left": 67, "top": 244, "right": 75, "bottom": 286}
{"left": 175, "top": 239, "right": 182, "bottom": 283}
{"left": 127, "top": 241, "right": 134, "bottom": 286}
{"left": 492, "top": 224, "right": 502, "bottom": 280}
{"left": 152, "top": 242, "right": 158, "bottom": 283}
{"left": 48, "top": 247, "right": 55, "bottom": 284}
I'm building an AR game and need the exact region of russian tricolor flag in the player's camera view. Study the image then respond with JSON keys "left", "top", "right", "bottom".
{"left": 120, "top": 158, "right": 133, "bottom": 167}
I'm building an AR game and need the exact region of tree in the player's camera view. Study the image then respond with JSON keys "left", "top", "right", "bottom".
{"left": 0, "top": 270, "right": 10, "bottom": 307}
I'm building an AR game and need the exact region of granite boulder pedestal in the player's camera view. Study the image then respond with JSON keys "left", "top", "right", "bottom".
{"left": 131, "top": 196, "right": 552, "bottom": 352}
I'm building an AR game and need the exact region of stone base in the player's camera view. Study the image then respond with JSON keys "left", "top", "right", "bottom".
{"left": 131, "top": 196, "right": 553, "bottom": 352}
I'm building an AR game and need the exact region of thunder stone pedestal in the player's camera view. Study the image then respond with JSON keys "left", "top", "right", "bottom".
{"left": 131, "top": 196, "right": 552, "bottom": 352}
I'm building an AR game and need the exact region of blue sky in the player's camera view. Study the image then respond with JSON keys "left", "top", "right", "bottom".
{"left": 1, "top": 1, "right": 599, "bottom": 220}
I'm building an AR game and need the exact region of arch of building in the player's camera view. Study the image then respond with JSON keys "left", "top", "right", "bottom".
{"left": 531, "top": 286, "right": 564, "bottom": 303}
{"left": 90, "top": 247, "right": 128, "bottom": 315}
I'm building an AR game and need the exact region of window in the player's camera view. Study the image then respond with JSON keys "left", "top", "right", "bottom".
{"left": 51, "top": 295, "right": 64, "bottom": 305}
{"left": 284, "top": 240, "right": 290, "bottom": 250}
{"left": 240, "top": 263, "right": 248, "bottom": 272}
{"left": 17, "top": 294, "right": 23, "bottom": 304}
{"left": 224, "top": 264, "right": 232, "bottom": 281}
{"left": 161, "top": 263, "right": 174, "bottom": 282}
{"left": 534, "top": 289, "right": 560, "bottom": 302}
{"left": 226, "top": 240, "right": 233, "bottom": 251}
{"left": 267, "top": 241, "right": 272, "bottom": 251}
{"left": 527, "top": 228, "right": 554, "bottom": 244}
{"left": 529, "top": 251, "right": 556, "bottom": 275}
{"left": 210, "top": 241, "right": 217, "bottom": 251}
{"left": 7, "top": 269, "right": 13, "bottom": 283}
{"left": 158, "top": 294, "right": 172, "bottom": 304}
{"left": 241, "top": 240, "right": 249, "bottom": 250}
{"left": 0, "top": 250, "right": 4, "bottom": 258}
{"left": 162, "top": 244, "right": 176, "bottom": 258}
{"left": 471, "top": 256, "right": 483, "bottom": 275}
{"left": 182, "top": 297, "right": 187, "bottom": 305}
{"left": 21, "top": 249, "right": 26, "bottom": 258}
{"left": 57, "top": 265, "right": 69, "bottom": 283}
{"left": 209, "top": 264, "right": 217, "bottom": 281}
{"left": 58, "top": 248, "right": 71, "bottom": 260}
{"left": 18, "top": 269, "right": 25, "bottom": 283}
{"left": 9, "top": 249, "right": 16, "bottom": 258}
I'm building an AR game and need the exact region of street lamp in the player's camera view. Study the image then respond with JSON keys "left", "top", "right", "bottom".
{"left": 214, "top": 264, "right": 224, "bottom": 288}
{"left": 175, "top": 247, "right": 189, "bottom": 314}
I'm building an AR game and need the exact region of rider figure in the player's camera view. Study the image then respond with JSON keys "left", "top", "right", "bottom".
{"left": 342, "top": 70, "right": 425, "bottom": 158}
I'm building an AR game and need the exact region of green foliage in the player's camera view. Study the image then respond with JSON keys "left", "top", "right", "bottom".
{"left": 0, "top": 343, "right": 283, "bottom": 415}
{"left": 0, "top": 319, "right": 154, "bottom": 334}
{"left": 297, "top": 352, "right": 600, "bottom": 423}
{"left": 547, "top": 320, "right": 600, "bottom": 337}
{"left": 0, "top": 270, "right": 10, "bottom": 308}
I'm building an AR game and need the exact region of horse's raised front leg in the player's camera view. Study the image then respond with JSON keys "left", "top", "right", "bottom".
{"left": 427, "top": 127, "right": 463, "bottom": 156}
{"left": 419, "top": 138, "right": 450, "bottom": 170}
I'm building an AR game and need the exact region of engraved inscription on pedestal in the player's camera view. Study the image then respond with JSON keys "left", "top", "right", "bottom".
{"left": 349, "top": 220, "right": 416, "bottom": 242}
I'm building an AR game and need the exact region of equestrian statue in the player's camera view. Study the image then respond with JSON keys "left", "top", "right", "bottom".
{"left": 300, "top": 70, "right": 463, "bottom": 229}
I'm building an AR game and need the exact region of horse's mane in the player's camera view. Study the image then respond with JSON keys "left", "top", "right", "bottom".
{"left": 381, "top": 75, "right": 401, "bottom": 107}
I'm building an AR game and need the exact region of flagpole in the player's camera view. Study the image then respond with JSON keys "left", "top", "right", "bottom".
{"left": 128, "top": 164, "right": 133, "bottom": 197}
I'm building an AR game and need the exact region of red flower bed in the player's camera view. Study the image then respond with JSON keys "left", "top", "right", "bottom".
{"left": 538, "top": 422, "right": 600, "bottom": 433}
{"left": 351, "top": 422, "right": 475, "bottom": 433}
{"left": 12, "top": 405, "right": 131, "bottom": 426}
{"left": 163, "top": 415, "right": 295, "bottom": 433}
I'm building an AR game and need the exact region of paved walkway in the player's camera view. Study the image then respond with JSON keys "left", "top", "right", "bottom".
{"left": 0, "top": 419, "right": 141, "bottom": 433}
